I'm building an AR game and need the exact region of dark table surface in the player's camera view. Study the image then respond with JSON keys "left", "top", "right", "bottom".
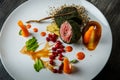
{"left": 0, "top": 0, "right": 120, "bottom": 80}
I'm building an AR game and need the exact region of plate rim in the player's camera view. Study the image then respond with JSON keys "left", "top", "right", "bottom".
{"left": 0, "top": 0, "right": 113, "bottom": 80}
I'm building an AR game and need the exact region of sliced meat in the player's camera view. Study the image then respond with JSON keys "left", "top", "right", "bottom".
{"left": 60, "top": 21, "right": 72, "bottom": 43}
{"left": 60, "top": 20, "right": 81, "bottom": 44}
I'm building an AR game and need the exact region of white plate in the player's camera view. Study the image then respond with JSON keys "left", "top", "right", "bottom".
{"left": 0, "top": 0, "right": 112, "bottom": 80}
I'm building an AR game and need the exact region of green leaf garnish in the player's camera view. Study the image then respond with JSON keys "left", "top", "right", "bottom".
{"left": 26, "top": 37, "right": 39, "bottom": 52}
{"left": 34, "top": 59, "right": 44, "bottom": 72}
{"left": 19, "top": 30, "right": 22, "bottom": 35}
{"left": 70, "top": 59, "right": 78, "bottom": 63}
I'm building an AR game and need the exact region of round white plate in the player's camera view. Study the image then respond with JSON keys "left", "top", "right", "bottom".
{"left": 0, "top": 0, "right": 112, "bottom": 80}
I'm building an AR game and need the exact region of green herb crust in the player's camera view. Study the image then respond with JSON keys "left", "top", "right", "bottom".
{"left": 54, "top": 7, "right": 82, "bottom": 27}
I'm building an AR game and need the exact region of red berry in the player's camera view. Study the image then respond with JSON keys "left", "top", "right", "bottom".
{"left": 48, "top": 34, "right": 52, "bottom": 38}
{"left": 57, "top": 70, "right": 62, "bottom": 73}
{"left": 57, "top": 49, "right": 62, "bottom": 54}
{"left": 47, "top": 33, "right": 58, "bottom": 42}
{"left": 61, "top": 48, "right": 65, "bottom": 52}
{"left": 58, "top": 56, "right": 63, "bottom": 61}
{"left": 46, "top": 37, "right": 50, "bottom": 42}
{"left": 52, "top": 69, "right": 58, "bottom": 73}
{"left": 52, "top": 47, "right": 57, "bottom": 51}
{"left": 53, "top": 34, "right": 58, "bottom": 38}
{"left": 49, "top": 60, "right": 55, "bottom": 65}
{"left": 59, "top": 53, "right": 64, "bottom": 57}
{"left": 52, "top": 52, "right": 58, "bottom": 57}
{"left": 51, "top": 38, "right": 57, "bottom": 42}
{"left": 58, "top": 63, "right": 63, "bottom": 73}
{"left": 59, "top": 63, "right": 63, "bottom": 70}
{"left": 55, "top": 43, "right": 60, "bottom": 49}
{"left": 59, "top": 45, "right": 64, "bottom": 49}
{"left": 56, "top": 40, "right": 62, "bottom": 45}
{"left": 49, "top": 55, "right": 55, "bottom": 60}
{"left": 58, "top": 53, "right": 64, "bottom": 61}
{"left": 52, "top": 51, "right": 57, "bottom": 54}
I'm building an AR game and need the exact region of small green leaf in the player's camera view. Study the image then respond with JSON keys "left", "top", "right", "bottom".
{"left": 25, "top": 37, "right": 39, "bottom": 52}
{"left": 19, "top": 30, "right": 22, "bottom": 35}
{"left": 34, "top": 59, "right": 44, "bottom": 72}
{"left": 70, "top": 59, "right": 78, "bottom": 64}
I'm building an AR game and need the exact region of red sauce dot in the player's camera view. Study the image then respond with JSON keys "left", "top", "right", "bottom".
{"left": 65, "top": 46, "right": 73, "bottom": 52}
{"left": 40, "top": 32, "right": 46, "bottom": 37}
{"left": 33, "top": 28, "right": 38, "bottom": 32}
{"left": 26, "top": 24, "right": 31, "bottom": 29}
{"left": 76, "top": 52, "right": 85, "bottom": 60}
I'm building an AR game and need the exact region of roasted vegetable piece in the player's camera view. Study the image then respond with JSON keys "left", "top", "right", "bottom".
{"left": 18, "top": 20, "right": 30, "bottom": 37}
{"left": 63, "top": 58, "right": 72, "bottom": 74}
{"left": 82, "top": 21, "right": 102, "bottom": 50}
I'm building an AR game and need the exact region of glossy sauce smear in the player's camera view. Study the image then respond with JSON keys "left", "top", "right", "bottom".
{"left": 82, "top": 21, "right": 102, "bottom": 50}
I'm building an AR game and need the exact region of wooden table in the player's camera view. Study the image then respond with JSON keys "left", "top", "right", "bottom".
{"left": 0, "top": 0, "right": 120, "bottom": 80}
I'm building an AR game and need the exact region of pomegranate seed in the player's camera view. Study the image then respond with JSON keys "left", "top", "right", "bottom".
{"left": 59, "top": 45, "right": 64, "bottom": 49}
{"left": 56, "top": 40, "right": 62, "bottom": 45}
{"left": 50, "top": 61, "right": 54, "bottom": 65}
{"left": 52, "top": 51, "right": 57, "bottom": 54}
{"left": 52, "top": 47, "right": 57, "bottom": 51}
{"left": 52, "top": 69, "right": 58, "bottom": 73}
{"left": 49, "top": 60, "right": 55, "bottom": 65}
{"left": 52, "top": 52, "right": 58, "bottom": 57}
{"left": 54, "top": 53, "right": 58, "bottom": 57}
{"left": 57, "top": 49, "right": 62, "bottom": 54}
{"left": 51, "top": 38, "right": 57, "bottom": 42}
{"left": 59, "top": 63, "right": 63, "bottom": 70}
{"left": 61, "top": 48, "right": 65, "bottom": 52}
{"left": 55, "top": 43, "right": 60, "bottom": 49}
{"left": 52, "top": 34, "right": 58, "bottom": 38}
{"left": 56, "top": 51, "right": 60, "bottom": 55}
{"left": 58, "top": 57, "right": 63, "bottom": 61}
{"left": 46, "top": 37, "right": 50, "bottom": 42}
{"left": 58, "top": 53, "right": 64, "bottom": 61}
{"left": 49, "top": 55, "right": 55, "bottom": 60}
{"left": 48, "top": 34, "right": 52, "bottom": 38}
{"left": 57, "top": 70, "right": 62, "bottom": 73}
{"left": 47, "top": 33, "right": 58, "bottom": 42}
{"left": 58, "top": 63, "right": 63, "bottom": 73}
{"left": 59, "top": 53, "right": 64, "bottom": 57}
